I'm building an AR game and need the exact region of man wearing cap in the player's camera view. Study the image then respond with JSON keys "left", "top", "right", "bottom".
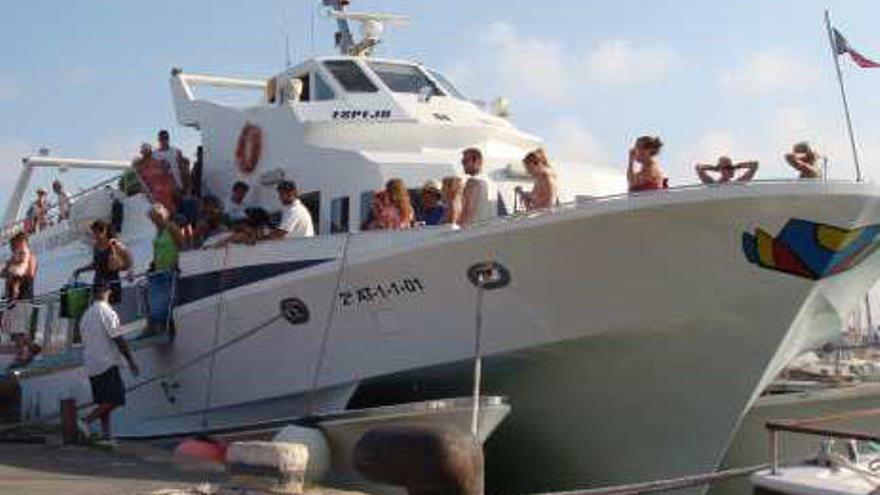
{"left": 417, "top": 180, "right": 446, "bottom": 226}
{"left": 77, "top": 282, "right": 139, "bottom": 444}
{"left": 153, "top": 129, "right": 191, "bottom": 195}
{"left": 264, "top": 180, "right": 315, "bottom": 240}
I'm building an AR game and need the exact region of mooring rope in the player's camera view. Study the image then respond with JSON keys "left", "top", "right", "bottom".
{"left": 304, "top": 232, "right": 352, "bottom": 416}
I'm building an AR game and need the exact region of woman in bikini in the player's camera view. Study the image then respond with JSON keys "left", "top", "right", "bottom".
{"left": 627, "top": 136, "right": 668, "bottom": 192}
{"left": 385, "top": 178, "right": 414, "bottom": 229}
{"left": 518, "top": 148, "right": 558, "bottom": 210}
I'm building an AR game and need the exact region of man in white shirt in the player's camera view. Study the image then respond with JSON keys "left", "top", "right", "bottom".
{"left": 264, "top": 180, "right": 315, "bottom": 240}
{"left": 78, "top": 283, "right": 139, "bottom": 443}
{"left": 153, "top": 129, "right": 190, "bottom": 195}
{"left": 226, "top": 181, "right": 250, "bottom": 224}
{"left": 459, "top": 147, "right": 497, "bottom": 226}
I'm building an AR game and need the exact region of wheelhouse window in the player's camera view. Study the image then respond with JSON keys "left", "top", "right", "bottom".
{"left": 296, "top": 74, "right": 311, "bottom": 102}
{"left": 427, "top": 69, "right": 466, "bottom": 99}
{"left": 299, "top": 191, "right": 321, "bottom": 235}
{"left": 323, "top": 60, "right": 378, "bottom": 93}
{"left": 330, "top": 196, "right": 350, "bottom": 233}
{"left": 367, "top": 62, "right": 442, "bottom": 96}
{"left": 314, "top": 73, "right": 336, "bottom": 101}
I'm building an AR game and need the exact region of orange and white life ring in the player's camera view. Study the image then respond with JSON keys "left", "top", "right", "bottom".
{"left": 235, "top": 123, "right": 262, "bottom": 174}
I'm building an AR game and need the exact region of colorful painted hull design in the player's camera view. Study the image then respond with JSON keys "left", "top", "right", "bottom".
{"left": 743, "top": 219, "right": 880, "bottom": 280}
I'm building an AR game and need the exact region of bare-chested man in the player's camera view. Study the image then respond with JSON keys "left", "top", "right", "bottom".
{"left": 695, "top": 156, "right": 759, "bottom": 184}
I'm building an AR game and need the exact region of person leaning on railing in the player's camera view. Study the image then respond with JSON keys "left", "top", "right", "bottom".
{"left": 695, "top": 156, "right": 759, "bottom": 185}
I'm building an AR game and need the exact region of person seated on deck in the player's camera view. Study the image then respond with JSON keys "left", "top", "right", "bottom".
{"left": 627, "top": 136, "right": 668, "bottom": 192}
{"left": 417, "top": 180, "right": 446, "bottom": 226}
{"left": 194, "top": 195, "right": 228, "bottom": 248}
{"left": 53, "top": 180, "right": 71, "bottom": 220}
{"left": 785, "top": 141, "right": 823, "bottom": 179}
{"left": 385, "top": 178, "right": 414, "bottom": 229}
{"left": 133, "top": 143, "right": 178, "bottom": 215}
{"left": 260, "top": 180, "right": 314, "bottom": 240}
{"left": 517, "top": 148, "right": 559, "bottom": 211}
{"left": 364, "top": 190, "right": 396, "bottom": 231}
{"left": 225, "top": 181, "right": 251, "bottom": 226}
{"left": 1, "top": 232, "right": 36, "bottom": 302}
{"left": 695, "top": 156, "right": 759, "bottom": 185}
{"left": 73, "top": 221, "right": 133, "bottom": 306}
{"left": 441, "top": 176, "right": 464, "bottom": 227}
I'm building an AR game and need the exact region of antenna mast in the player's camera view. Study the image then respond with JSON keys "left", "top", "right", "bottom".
{"left": 323, "top": 0, "right": 355, "bottom": 55}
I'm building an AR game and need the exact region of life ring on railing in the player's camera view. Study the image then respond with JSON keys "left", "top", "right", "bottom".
{"left": 235, "top": 123, "right": 262, "bottom": 174}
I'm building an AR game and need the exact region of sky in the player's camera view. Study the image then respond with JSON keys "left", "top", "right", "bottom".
{"left": 1, "top": 0, "right": 879, "bottom": 209}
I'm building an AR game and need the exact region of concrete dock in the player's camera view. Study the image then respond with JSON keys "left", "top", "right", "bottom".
{"left": 0, "top": 437, "right": 224, "bottom": 495}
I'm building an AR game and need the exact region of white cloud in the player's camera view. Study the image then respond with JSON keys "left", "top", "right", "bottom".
{"left": 584, "top": 39, "right": 676, "bottom": 85}
{"left": 448, "top": 23, "right": 676, "bottom": 105}
{"left": 467, "top": 21, "right": 573, "bottom": 104}
{"left": 545, "top": 118, "right": 609, "bottom": 164}
{"left": 720, "top": 49, "right": 819, "bottom": 95}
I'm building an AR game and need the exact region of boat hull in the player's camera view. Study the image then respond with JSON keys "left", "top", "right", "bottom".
{"left": 13, "top": 182, "right": 880, "bottom": 493}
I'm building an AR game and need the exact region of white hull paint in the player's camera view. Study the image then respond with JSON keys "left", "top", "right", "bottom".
{"left": 14, "top": 181, "right": 880, "bottom": 492}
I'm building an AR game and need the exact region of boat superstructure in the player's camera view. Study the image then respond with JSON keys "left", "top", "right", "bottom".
{"left": 5, "top": 3, "right": 880, "bottom": 494}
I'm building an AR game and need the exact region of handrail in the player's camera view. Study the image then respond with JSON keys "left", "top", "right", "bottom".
{"left": 502, "top": 178, "right": 862, "bottom": 223}
{"left": 764, "top": 407, "right": 880, "bottom": 474}
{"left": 1, "top": 171, "right": 128, "bottom": 240}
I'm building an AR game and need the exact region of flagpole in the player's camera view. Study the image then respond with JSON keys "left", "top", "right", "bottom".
{"left": 824, "top": 8, "right": 863, "bottom": 182}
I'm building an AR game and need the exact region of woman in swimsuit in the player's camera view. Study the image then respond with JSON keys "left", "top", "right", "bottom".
{"left": 385, "top": 178, "right": 414, "bottom": 229}
{"left": 627, "top": 136, "right": 668, "bottom": 192}
{"left": 784, "top": 141, "right": 822, "bottom": 179}
{"left": 518, "top": 148, "right": 558, "bottom": 210}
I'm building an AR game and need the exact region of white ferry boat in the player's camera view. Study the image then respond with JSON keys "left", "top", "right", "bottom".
{"left": 4, "top": 2, "right": 880, "bottom": 493}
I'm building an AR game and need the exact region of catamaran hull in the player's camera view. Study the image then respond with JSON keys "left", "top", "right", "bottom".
{"left": 15, "top": 182, "right": 880, "bottom": 494}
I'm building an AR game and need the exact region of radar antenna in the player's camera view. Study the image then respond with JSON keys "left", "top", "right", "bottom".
{"left": 323, "top": 0, "right": 409, "bottom": 57}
